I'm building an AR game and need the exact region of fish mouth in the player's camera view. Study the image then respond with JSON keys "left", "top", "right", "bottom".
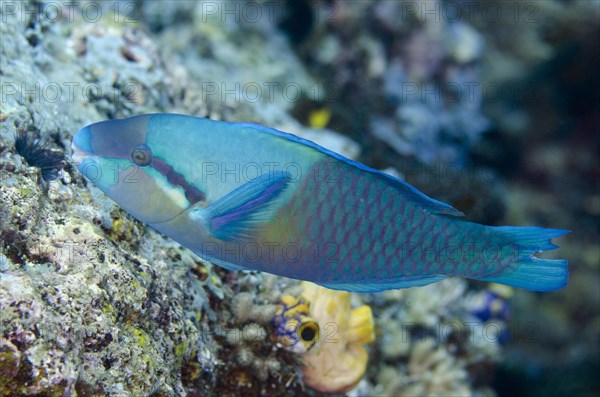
{"left": 70, "top": 141, "right": 98, "bottom": 176}
{"left": 71, "top": 125, "right": 94, "bottom": 166}
{"left": 71, "top": 144, "right": 88, "bottom": 166}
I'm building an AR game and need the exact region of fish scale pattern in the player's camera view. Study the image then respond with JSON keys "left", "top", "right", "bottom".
{"left": 282, "top": 161, "right": 440, "bottom": 282}
{"left": 280, "top": 159, "right": 510, "bottom": 284}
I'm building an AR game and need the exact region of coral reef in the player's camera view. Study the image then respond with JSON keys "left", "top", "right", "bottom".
{"left": 380, "top": 337, "right": 472, "bottom": 396}
{"left": 365, "top": 278, "right": 500, "bottom": 396}
{"left": 1, "top": 0, "right": 596, "bottom": 396}
{"left": 291, "top": 0, "right": 489, "bottom": 165}
{"left": 205, "top": 275, "right": 306, "bottom": 395}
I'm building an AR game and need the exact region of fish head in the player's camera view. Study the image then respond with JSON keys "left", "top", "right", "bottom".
{"left": 72, "top": 115, "right": 204, "bottom": 224}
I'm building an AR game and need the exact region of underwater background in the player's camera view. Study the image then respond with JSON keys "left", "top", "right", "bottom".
{"left": 0, "top": 1, "right": 598, "bottom": 396}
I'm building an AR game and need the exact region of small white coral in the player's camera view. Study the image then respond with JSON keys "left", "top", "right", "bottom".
{"left": 241, "top": 324, "right": 267, "bottom": 342}
{"left": 231, "top": 292, "right": 254, "bottom": 323}
{"left": 249, "top": 304, "right": 277, "bottom": 324}
{"left": 236, "top": 346, "right": 254, "bottom": 366}
{"left": 403, "top": 338, "right": 470, "bottom": 397}
{"left": 232, "top": 292, "right": 278, "bottom": 325}
{"left": 403, "top": 278, "right": 467, "bottom": 326}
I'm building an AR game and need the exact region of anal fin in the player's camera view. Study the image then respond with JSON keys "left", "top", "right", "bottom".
{"left": 319, "top": 275, "right": 446, "bottom": 293}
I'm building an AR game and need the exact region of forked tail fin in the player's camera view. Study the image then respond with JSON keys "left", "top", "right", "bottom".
{"left": 478, "top": 227, "right": 569, "bottom": 291}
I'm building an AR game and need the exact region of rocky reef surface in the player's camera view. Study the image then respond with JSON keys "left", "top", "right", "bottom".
{"left": 1, "top": 1, "right": 598, "bottom": 396}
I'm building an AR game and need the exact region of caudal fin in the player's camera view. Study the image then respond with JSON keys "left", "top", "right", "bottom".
{"left": 478, "top": 227, "right": 569, "bottom": 291}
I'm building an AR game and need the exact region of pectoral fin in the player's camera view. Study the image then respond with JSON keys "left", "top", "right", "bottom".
{"left": 191, "top": 171, "right": 291, "bottom": 242}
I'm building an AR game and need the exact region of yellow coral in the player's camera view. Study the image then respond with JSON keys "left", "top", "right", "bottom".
{"left": 299, "top": 282, "right": 375, "bottom": 393}
{"left": 489, "top": 283, "right": 514, "bottom": 299}
{"left": 308, "top": 107, "right": 332, "bottom": 129}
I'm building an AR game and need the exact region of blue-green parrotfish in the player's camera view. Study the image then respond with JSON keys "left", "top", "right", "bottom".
{"left": 71, "top": 114, "right": 568, "bottom": 292}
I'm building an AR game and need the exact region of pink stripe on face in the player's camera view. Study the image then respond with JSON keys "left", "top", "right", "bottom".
{"left": 152, "top": 157, "right": 206, "bottom": 205}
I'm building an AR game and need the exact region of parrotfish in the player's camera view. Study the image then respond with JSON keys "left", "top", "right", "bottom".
{"left": 71, "top": 114, "right": 569, "bottom": 292}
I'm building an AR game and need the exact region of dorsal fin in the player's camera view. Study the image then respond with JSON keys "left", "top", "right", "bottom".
{"left": 237, "top": 122, "right": 464, "bottom": 217}
{"left": 391, "top": 181, "right": 465, "bottom": 216}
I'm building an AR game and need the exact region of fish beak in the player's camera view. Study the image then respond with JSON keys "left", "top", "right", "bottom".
{"left": 71, "top": 146, "right": 86, "bottom": 166}
{"left": 71, "top": 126, "right": 93, "bottom": 166}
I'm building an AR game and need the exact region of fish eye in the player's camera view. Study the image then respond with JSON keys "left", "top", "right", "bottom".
{"left": 131, "top": 144, "right": 152, "bottom": 167}
{"left": 299, "top": 321, "right": 319, "bottom": 343}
